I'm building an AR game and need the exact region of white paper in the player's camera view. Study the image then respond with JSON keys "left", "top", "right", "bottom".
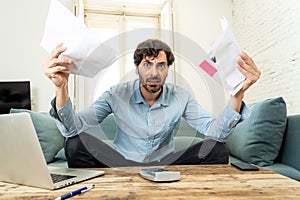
{"left": 200, "top": 17, "right": 245, "bottom": 95}
{"left": 40, "top": 0, "right": 117, "bottom": 78}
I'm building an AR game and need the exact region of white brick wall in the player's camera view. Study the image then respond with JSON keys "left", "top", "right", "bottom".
{"left": 232, "top": 0, "right": 300, "bottom": 115}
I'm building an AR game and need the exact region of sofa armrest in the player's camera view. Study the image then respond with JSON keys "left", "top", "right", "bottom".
{"left": 279, "top": 114, "right": 300, "bottom": 171}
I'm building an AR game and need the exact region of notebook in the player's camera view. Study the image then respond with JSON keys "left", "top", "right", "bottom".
{"left": 0, "top": 112, "right": 105, "bottom": 190}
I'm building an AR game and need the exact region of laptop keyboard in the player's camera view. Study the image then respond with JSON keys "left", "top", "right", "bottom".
{"left": 50, "top": 173, "right": 76, "bottom": 183}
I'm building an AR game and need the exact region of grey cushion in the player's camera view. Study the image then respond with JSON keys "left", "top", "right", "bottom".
{"left": 226, "top": 97, "right": 287, "bottom": 166}
{"left": 10, "top": 109, "right": 65, "bottom": 163}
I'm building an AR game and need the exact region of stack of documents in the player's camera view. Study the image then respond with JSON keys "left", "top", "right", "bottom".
{"left": 40, "top": 0, "right": 117, "bottom": 78}
{"left": 199, "top": 17, "right": 245, "bottom": 95}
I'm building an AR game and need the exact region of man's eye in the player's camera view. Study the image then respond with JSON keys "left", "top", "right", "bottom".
{"left": 157, "top": 63, "right": 166, "bottom": 69}
{"left": 143, "top": 63, "right": 151, "bottom": 68}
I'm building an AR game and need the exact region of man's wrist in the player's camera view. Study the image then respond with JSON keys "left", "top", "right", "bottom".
{"left": 229, "top": 90, "right": 245, "bottom": 113}
{"left": 232, "top": 90, "right": 244, "bottom": 102}
{"left": 55, "top": 84, "right": 69, "bottom": 110}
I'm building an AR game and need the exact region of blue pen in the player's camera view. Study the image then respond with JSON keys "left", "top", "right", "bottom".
{"left": 55, "top": 184, "right": 95, "bottom": 200}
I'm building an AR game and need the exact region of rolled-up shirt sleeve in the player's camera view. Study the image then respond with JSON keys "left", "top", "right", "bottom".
{"left": 206, "top": 101, "right": 250, "bottom": 141}
{"left": 49, "top": 93, "right": 112, "bottom": 138}
{"left": 49, "top": 97, "right": 80, "bottom": 137}
{"left": 183, "top": 94, "right": 250, "bottom": 142}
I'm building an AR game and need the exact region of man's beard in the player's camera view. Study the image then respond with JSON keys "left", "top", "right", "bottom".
{"left": 140, "top": 77, "right": 163, "bottom": 94}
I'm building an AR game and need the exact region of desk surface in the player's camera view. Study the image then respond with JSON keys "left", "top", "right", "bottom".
{"left": 1, "top": 165, "right": 300, "bottom": 199}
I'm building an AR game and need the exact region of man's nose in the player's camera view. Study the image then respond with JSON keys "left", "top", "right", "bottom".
{"left": 149, "top": 65, "right": 158, "bottom": 76}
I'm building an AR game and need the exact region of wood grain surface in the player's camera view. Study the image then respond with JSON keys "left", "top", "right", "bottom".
{"left": 1, "top": 165, "right": 300, "bottom": 199}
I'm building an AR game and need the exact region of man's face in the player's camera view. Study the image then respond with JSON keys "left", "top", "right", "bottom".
{"left": 136, "top": 51, "right": 169, "bottom": 94}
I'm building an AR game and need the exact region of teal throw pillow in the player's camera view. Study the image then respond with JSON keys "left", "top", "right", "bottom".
{"left": 10, "top": 109, "right": 65, "bottom": 163}
{"left": 226, "top": 97, "right": 287, "bottom": 166}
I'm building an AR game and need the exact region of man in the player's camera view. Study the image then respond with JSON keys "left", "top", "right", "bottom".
{"left": 44, "top": 39, "right": 261, "bottom": 168}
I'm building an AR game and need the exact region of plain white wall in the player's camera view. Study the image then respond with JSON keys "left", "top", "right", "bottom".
{"left": 0, "top": 0, "right": 52, "bottom": 112}
{"left": 0, "top": 0, "right": 74, "bottom": 112}
{"left": 0, "top": 0, "right": 232, "bottom": 113}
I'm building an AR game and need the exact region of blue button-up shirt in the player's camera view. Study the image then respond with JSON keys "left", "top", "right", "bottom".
{"left": 50, "top": 79, "right": 248, "bottom": 163}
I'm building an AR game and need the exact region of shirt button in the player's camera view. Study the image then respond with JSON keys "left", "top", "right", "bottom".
{"left": 230, "top": 118, "right": 239, "bottom": 128}
{"left": 234, "top": 118, "right": 239, "bottom": 124}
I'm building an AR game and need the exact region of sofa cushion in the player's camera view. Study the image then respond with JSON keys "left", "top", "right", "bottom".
{"left": 88, "top": 114, "right": 117, "bottom": 141}
{"left": 226, "top": 97, "right": 287, "bottom": 166}
{"left": 174, "top": 136, "right": 203, "bottom": 152}
{"left": 279, "top": 114, "right": 300, "bottom": 171}
{"left": 264, "top": 163, "right": 300, "bottom": 181}
{"left": 54, "top": 148, "right": 67, "bottom": 161}
{"left": 10, "top": 109, "right": 65, "bottom": 163}
{"left": 174, "top": 118, "right": 203, "bottom": 138}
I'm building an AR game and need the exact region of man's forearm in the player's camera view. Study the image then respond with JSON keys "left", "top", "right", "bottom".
{"left": 55, "top": 84, "right": 69, "bottom": 110}
{"left": 229, "top": 90, "right": 244, "bottom": 114}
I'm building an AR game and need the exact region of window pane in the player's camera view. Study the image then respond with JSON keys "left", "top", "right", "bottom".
{"left": 124, "top": 16, "right": 159, "bottom": 77}
{"left": 84, "top": 14, "right": 121, "bottom": 103}
{"left": 83, "top": 6, "right": 163, "bottom": 105}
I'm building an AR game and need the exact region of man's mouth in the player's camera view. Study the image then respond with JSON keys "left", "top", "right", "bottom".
{"left": 148, "top": 81, "right": 159, "bottom": 85}
{"left": 146, "top": 78, "right": 160, "bottom": 85}
{"left": 142, "top": 77, "right": 163, "bottom": 93}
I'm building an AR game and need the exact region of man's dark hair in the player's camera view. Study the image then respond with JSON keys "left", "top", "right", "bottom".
{"left": 133, "top": 39, "right": 175, "bottom": 66}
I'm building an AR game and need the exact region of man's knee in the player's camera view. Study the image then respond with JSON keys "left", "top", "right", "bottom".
{"left": 64, "top": 134, "right": 94, "bottom": 167}
{"left": 64, "top": 133, "right": 110, "bottom": 168}
{"left": 201, "top": 139, "right": 229, "bottom": 164}
{"left": 64, "top": 135, "right": 83, "bottom": 162}
{"left": 65, "top": 135, "right": 81, "bottom": 154}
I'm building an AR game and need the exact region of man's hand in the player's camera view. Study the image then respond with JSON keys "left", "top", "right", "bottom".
{"left": 237, "top": 51, "right": 261, "bottom": 92}
{"left": 43, "top": 43, "right": 72, "bottom": 110}
{"left": 230, "top": 52, "right": 261, "bottom": 113}
{"left": 43, "top": 43, "right": 71, "bottom": 88}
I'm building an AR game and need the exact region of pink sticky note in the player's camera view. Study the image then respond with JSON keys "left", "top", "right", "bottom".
{"left": 199, "top": 60, "right": 217, "bottom": 77}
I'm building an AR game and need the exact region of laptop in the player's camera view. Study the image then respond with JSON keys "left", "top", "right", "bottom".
{"left": 0, "top": 112, "right": 105, "bottom": 190}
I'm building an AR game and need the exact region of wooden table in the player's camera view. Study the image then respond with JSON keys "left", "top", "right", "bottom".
{"left": 1, "top": 165, "right": 300, "bottom": 199}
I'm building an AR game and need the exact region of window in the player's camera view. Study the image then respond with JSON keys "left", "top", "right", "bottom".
{"left": 73, "top": 0, "right": 173, "bottom": 110}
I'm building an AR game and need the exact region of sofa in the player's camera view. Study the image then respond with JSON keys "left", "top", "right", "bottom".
{"left": 226, "top": 97, "right": 300, "bottom": 180}
{"left": 9, "top": 96, "right": 300, "bottom": 180}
